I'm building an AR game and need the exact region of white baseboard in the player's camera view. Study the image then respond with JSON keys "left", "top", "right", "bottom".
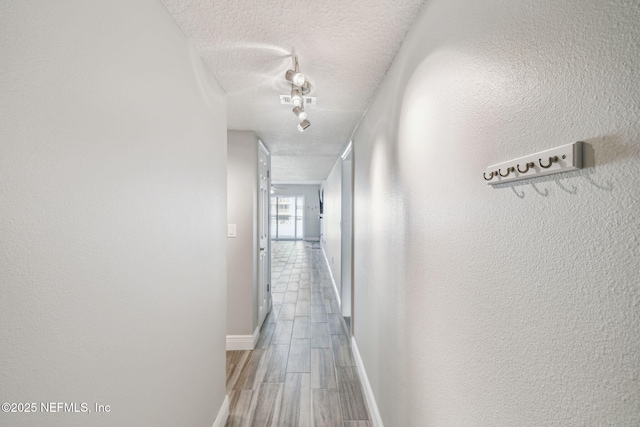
{"left": 320, "top": 245, "right": 341, "bottom": 307}
{"left": 351, "top": 336, "right": 384, "bottom": 427}
{"left": 211, "top": 395, "right": 230, "bottom": 427}
{"left": 226, "top": 325, "right": 260, "bottom": 351}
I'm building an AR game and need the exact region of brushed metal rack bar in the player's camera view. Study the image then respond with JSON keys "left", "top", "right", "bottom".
{"left": 484, "top": 141, "right": 583, "bottom": 185}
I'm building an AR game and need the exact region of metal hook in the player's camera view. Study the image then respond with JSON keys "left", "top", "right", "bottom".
{"left": 498, "top": 167, "right": 515, "bottom": 177}
{"left": 539, "top": 156, "right": 559, "bottom": 169}
{"left": 517, "top": 162, "right": 535, "bottom": 174}
{"left": 483, "top": 171, "right": 495, "bottom": 181}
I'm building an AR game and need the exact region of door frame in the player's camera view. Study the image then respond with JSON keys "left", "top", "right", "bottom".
{"left": 339, "top": 141, "right": 355, "bottom": 336}
{"left": 257, "top": 139, "right": 272, "bottom": 329}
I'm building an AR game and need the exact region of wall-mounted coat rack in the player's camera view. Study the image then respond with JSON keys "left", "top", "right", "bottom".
{"left": 484, "top": 141, "right": 583, "bottom": 185}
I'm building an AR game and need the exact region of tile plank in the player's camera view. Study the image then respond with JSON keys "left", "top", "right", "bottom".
{"left": 256, "top": 322, "right": 275, "bottom": 349}
{"left": 299, "top": 373, "right": 311, "bottom": 427}
{"left": 298, "top": 288, "right": 311, "bottom": 301}
{"left": 292, "top": 316, "right": 311, "bottom": 339}
{"left": 277, "top": 373, "right": 310, "bottom": 427}
{"left": 272, "top": 320, "right": 294, "bottom": 345}
{"left": 321, "top": 287, "right": 335, "bottom": 300}
{"left": 247, "top": 382, "right": 283, "bottom": 426}
{"left": 310, "top": 322, "right": 331, "bottom": 349}
{"left": 233, "top": 349, "right": 266, "bottom": 390}
{"left": 278, "top": 303, "right": 297, "bottom": 321}
{"left": 324, "top": 298, "right": 340, "bottom": 314}
{"left": 284, "top": 291, "right": 298, "bottom": 304}
{"left": 311, "top": 389, "right": 343, "bottom": 427}
{"left": 226, "top": 350, "right": 251, "bottom": 393}
{"left": 299, "top": 280, "right": 311, "bottom": 289}
{"left": 271, "top": 292, "right": 284, "bottom": 305}
{"left": 287, "top": 338, "right": 311, "bottom": 373}
{"left": 311, "top": 348, "right": 337, "bottom": 389}
{"left": 310, "top": 304, "right": 328, "bottom": 323}
{"left": 226, "top": 389, "right": 253, "bottom": 427}
{"left": 331, "top": 334, "right": 356, "bottom": 367}
{"left": 256, "top": 344, "right": 290, "bottom": 383}
{"left": 227, "top": 350, "right": 250, "bottom": 366}
{"left": 311, "top": 292, "right": 324, "bottom": 306}
{"left": 336, "top": 366, "right": 369, "bottom": 421}
{"left": 296, "top": 299, "right": 310, "bottom": 316}
{"left": 328, "top": 313, "right": 346, "bottom": 335}
{"left": 265, "top": 303, "right": 281, "bottom": 324}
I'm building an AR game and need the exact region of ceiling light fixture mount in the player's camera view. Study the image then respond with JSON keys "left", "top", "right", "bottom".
{"left": 278, "top": 95, "right": 317, "bottom": 105}
{"left": 283, "top": 51, "right": 314, "bottom": 132}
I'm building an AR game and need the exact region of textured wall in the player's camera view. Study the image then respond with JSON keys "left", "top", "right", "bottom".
{"left": 352, "top": 0, "right": 640, "bottom": 425}
{"left": 227, "top": 130, "right": 259, "bottom": 336}
{"left": 322, "top": 160, "right": 343, "bottom": 301}
{"left": 0, "top": 1, "right": 228, "bottom": 426}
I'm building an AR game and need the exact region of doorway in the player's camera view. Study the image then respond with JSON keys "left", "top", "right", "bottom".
{"left": 340, "top": 143, "right": 353, "bottom": 331}
{"left": 257, "top": 141, "right": 271, "bottom": 329}
{"left": 270, "top": 196, "right": 304, "bottom": 240}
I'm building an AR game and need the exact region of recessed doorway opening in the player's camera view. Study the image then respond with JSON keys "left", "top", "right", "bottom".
{"left": 270, "top": 196, "right": 304, "bottom": 240}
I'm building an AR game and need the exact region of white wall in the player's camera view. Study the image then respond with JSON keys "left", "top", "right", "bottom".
{"left": 0, "top": 1, "right": 228, "bottom": 426}
{"left": 352, "top": 0, "right": 640, "bottom": 426}
{"left": 227, "top": 130, "right": 259, "bottom": 337}
{"left": 322, "top": 161, "right": 343, "bottom": 302}
{"left": 271, "top": 184, "right": 322, "bottom": 240}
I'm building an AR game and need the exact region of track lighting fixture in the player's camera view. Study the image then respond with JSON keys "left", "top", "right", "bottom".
{"left": 283, "top": 52, "right": 314, "bottom": 132}
{"left": 297, "top": 119, "right": 311, "bottom": 132}
{"left": 292, "top": 106, "right": 307, "bottom": 121}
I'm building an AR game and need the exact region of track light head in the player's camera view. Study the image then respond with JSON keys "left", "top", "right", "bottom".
{"left": 292, "top": 106, "right": 307, "bottom": 120}
{"left": 297, "top": 119, "right": 311, "bottom": 132}
{"left": 301, "top": 81, "right": 313, "bottom": 95}
{"left": 291, "top": 86, "right": 303, "bottom": 107}
{"left": 285, "top": 69, "right": 305, "bottom": 86}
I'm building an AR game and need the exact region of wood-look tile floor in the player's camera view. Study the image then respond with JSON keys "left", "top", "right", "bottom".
{"left": 226, "top": 241, "right": 371, "bottom": 427}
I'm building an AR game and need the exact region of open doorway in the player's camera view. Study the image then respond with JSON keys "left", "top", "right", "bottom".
{"left": 270, "top": 195, "right": 304, "bottom": 240}
{"left": 257, "top": 140, "right": 272, "bottom": 330}
{"left": 317, "top": 143, "right": 354, "bottom": 336}
{"left": 340, "top": 143, "right": 353, "bottom": 332}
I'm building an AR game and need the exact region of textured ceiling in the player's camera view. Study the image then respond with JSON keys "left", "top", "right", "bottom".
{"left": 161, "top": 0, "right": 426, "bottom": 181}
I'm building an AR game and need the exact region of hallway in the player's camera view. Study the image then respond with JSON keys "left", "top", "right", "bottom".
{"left": 225, "top": 241, "right": 370, "bottom": 426}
